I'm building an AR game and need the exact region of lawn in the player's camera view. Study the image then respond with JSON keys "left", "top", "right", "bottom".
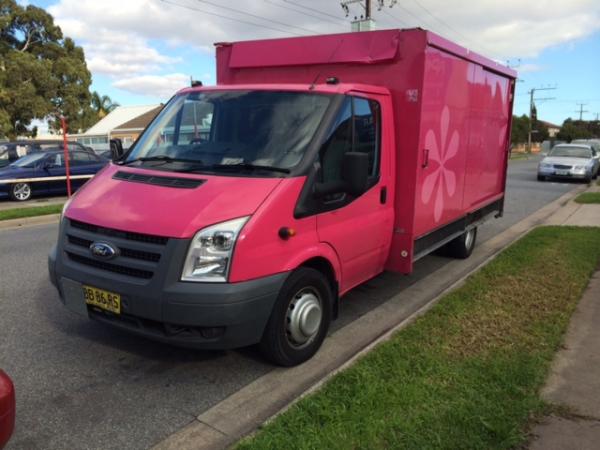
{"left": 238, "top": 226, "right": 600, "bottom": 450}
{"left": 574, "top": 192, "right": 600, "bottom": 204}
{"left": 0, "top": 203, "right": 64, "bottom": 221}
{"left": 508, "top": 152, "right": 529, "bottom": 161}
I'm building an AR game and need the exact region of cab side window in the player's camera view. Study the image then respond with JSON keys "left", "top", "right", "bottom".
{"left": 353, "top": 98, "right": 380, "bottom": 177}
{"left": 320, "top": 98, "right": 352, "bottom": 183}
{"left": 320, "top": 96, "right": 380, "bottom": 186}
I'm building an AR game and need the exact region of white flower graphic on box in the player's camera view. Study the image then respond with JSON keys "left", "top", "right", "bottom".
{"left": 421, "top": 106, "right": 459, "bottom": 222}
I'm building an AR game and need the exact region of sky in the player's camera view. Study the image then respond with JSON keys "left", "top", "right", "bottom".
{"left": 19, "top": 0, "right": 600, "bottom": 126}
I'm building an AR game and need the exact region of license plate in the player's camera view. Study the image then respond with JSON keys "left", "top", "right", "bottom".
{"left": 555, "top": 169, "right": 569, "bottom": 175}
{"left": 83, "top": 285, "right": 121, "bottom": 314}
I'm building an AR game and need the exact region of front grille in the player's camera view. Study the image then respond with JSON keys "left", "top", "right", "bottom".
{"left": 113, "top": 171, "right": 205, "bottom": 189}
{"left": 66, "top": 252, "right": 154, "bottom": 279}
{"left": 70, "top": 219, "right": 168, "bottom": 246}
{"left": 553, "top": 164, "right": 572, "bottom": 170}
{"left": 65, "top": 219, "right": 170, "bottom": 280}
{"left": 67, "top": 235, "right": 161, "bottom": 263}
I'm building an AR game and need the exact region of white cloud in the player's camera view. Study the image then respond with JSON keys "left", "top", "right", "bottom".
{"left": 113, "top": 73, "right": 190, "bottom": 98}
{"left": 46, "top": 0, "right": 600, "bottom": 97}
{"left": 518, "top": 63, "right": 545, "bottom": 73}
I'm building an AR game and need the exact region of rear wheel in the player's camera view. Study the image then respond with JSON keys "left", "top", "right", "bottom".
{"left": 259, "top": 267, "right": 332, "bottom": 366}
{"left": 444, "top": 227, "right": 477, "bottom": 259}
{"left": 9, "top": 182, "right": 32, "bottom": 201}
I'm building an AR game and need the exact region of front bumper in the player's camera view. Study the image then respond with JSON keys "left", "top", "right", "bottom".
{"left": 538, "top": 168, "right": 589, "bottom": 180}
{"left": 48, "top": 220, "right": 288, "bottom": 349}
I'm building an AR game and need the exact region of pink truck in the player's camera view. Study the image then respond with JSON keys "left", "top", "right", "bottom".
{"left": 49, "top": 29, "right": 516, "bottom": 366}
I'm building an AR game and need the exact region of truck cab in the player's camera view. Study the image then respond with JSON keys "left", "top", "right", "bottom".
{"left": 49, "top": 83, "right": 395, "bottom": 366}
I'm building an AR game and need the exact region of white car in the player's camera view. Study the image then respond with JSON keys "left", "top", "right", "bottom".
{"left": 537, "top": 144, "right": 599, "bottom": 182}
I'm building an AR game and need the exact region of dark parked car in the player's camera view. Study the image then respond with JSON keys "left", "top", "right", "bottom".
{"left": 0, "top": 140, "right": 96, "bottom": 169}
{"left": 0, "top": 149, "right": 107, "bottom": 201}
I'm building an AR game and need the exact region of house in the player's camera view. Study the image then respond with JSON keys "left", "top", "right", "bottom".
{"left": 539, "top": 120, "right": 561, "bottom": 138}
{"left": 72, "top": 104, "right": 162, "bottom": 152}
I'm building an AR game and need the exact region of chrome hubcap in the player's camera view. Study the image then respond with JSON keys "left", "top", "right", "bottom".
{"left": 13, "top": 183, "right": 30, "bottom": 201}
{"left": 286, "top": 287, "right": 322, "bottom": 348}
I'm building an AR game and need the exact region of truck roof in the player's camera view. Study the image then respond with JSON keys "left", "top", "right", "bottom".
{"left": 215, "top": 28, "right": 517, "bottom": 80}
{"left": 177, "top": 83, "right": 390, "bottom": 97}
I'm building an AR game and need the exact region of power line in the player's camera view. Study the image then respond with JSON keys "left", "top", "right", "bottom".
{"left": 382, "top": 8, "right": 410, "bottom": 27}
{"left": 158, "top": 0, "right": 303, "bottom": 37}
{"left": 283, "top": 0, "right": 349, "bottom": 22}
{"left": 409, "top": 0, "right": 503, "bottom": 60}
{"left": 263, "top": 0, "right": 348, "bottom": 29}
{"left": 195, "top": 0, "right": 322, "bottom": 35}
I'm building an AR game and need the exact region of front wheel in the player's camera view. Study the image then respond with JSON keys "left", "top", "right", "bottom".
{"left": 537, "top": 174, "right": 546, "bottom": 182}
{"left": 444, "top": 227, "right": 477, "bottom": 259}
{"left": 259, "top": 267, "right": 333, "bottom": 366}
{"left": 9, "top": 182, "right": 32, "bottom": 201}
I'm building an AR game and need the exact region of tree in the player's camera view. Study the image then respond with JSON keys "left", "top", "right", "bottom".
{"left": 0, "top": 0, "right": 95, "bottom": 139}
{"left": 557, "top": 118, "right": 593, "bottom": 142}
{"left": 511, "top": 115, "right": 529, "bottom": 144}
{"left": 91, "top": 91, "right": 120, "bottom": 120}
{"left": 510, "top": 114, "right": 549, "bottom": 145}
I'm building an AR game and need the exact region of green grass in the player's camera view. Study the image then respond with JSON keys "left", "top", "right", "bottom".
{"left": 0, "top": 203, "right": 64, "bottom": 221}
{"left": 238, "top": 226, "right": 600, "bottom": 450}
{"left": 574, "top": 192, "right": 600, "bottom": 204}
{"left": 509, "top": 153, "right": 529, "bottom": 161}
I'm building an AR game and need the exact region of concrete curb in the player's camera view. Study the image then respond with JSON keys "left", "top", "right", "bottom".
{"left": 152, "top": 184, "right": 588, "bottom": 450}
{"left": 0, "top": 213, "right": 60, "bottom": 231}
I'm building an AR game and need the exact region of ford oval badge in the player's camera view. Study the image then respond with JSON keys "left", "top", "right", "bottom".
{"left": 89, "top": 242, "right": 119, "bottom": 260}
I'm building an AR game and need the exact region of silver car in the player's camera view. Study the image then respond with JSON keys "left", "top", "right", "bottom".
{"left": 537, "top": 144, "right": 599, "bottom": 182}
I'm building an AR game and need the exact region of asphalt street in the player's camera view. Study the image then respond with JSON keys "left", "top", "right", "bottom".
{"left": 0, "top": 156, "right": 579, "bottom": 449}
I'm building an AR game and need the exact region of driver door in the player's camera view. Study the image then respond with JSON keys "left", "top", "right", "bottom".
{"left": 316, "top": 94, "right": 394, "bottom": 293}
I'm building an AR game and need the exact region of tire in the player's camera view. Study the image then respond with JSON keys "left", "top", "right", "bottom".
{"left": 444, "top": 227, "right": 477, "bottom": 259}
{"left": 537, "top": 175, "right": 546, "bottom": 181}
{"left": 259, "top": 267, "right": 333, "bottom": 367}
{"left": 9, "top": 182, "right": 32, "bottom": 201}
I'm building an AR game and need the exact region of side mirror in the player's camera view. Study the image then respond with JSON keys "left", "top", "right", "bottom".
{"left": 314, "top": 152, "right": 369, "bottom": 197}
{"left": 110, "top": 138, "right": 124, "bottom": 162}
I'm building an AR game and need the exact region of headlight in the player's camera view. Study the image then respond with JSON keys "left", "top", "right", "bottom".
{"left": 181, "top": 216, "right": 249, "bottom": 282}
{"left": 573, "top": 165, "right": 586, "bottom": 171}
{"left": 539, "top": 163, "right": 551, "bottom": 169}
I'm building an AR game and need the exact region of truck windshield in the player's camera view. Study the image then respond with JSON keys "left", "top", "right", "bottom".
{"left": 124, "top": 90, "right": 333, "bottom": 175}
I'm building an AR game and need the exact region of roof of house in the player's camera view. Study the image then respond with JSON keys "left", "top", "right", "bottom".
{"left": 113, "top": 105, "right": 163, "bottom": 132}
{"left": 82, "top": 105, "right": 160, "bottom": 136}
{"left": 539, "top": 120, "right": 561, "bottom": 129}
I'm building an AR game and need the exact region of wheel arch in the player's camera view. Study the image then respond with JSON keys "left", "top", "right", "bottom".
{"left": 296, "top": 256, "right": 340, "bottom": 320}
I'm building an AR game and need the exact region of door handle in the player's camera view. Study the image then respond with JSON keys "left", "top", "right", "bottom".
{"left": 380, "top": 186, "right": 387, "bottom": 204}
{"left": 422, "top": 148, "right": 430, "bottom": 168}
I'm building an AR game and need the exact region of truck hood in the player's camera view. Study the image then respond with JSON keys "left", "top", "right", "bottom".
{"left": 65, "top": 164, "right": 282, "bottom": 238}
{"left": 541, "top": 156, "right": 592, "bottom": 166}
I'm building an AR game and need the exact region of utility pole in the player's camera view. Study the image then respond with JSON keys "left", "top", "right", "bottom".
{"left": 341, "top": 0, "right": 374, "bottom": 31}
{"left": 575, "top": 103, "right": 588, "bottom": 121}
{"left": 527, "top": 87, "right": 556, "bottom": 153}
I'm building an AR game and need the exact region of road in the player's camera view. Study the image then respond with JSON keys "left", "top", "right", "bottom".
{"left": 0, "top": 157, "right": 579, "bottom": 449}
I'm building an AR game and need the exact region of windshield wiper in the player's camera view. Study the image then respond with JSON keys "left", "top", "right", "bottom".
{"left": 207, "top": 163, "right": 290, "bottom": 174}
{"left": 120, "top": 155, "right": 203, "bottom": 165}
